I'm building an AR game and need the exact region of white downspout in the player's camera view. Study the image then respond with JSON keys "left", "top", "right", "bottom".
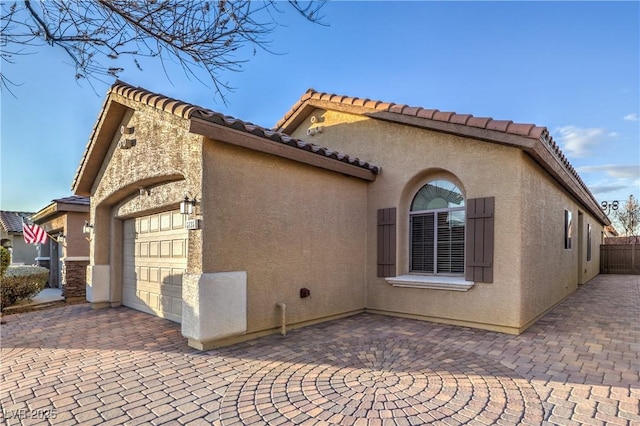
{"left": 276, "top": 302, "right": 287, "bottom": 336}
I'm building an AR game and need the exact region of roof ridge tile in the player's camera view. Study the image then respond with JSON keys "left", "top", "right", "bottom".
{"left": 275, "top": 88, "right": 600, "bottom": 216}
{"left": 389, "top": 104, "right": 407, "bottom": 114}
{"left": 417, "top": 109, "right": 438, "bottom": 120}
{"left": 486, "top": 119, "right": 513, "bottom": 132}
{"left": 375, "top": 102, "right": 394, "bottom": 111}
{"left": 433, "top": 111, "right": 455, "bottom": 122}
{"left": 403, "top": 106, "right": 422, "bottom": 117}
{"left": 450, "top": 114, "right": 472, "bottom": 125}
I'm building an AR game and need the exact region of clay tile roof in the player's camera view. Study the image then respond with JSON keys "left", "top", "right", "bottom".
{"left": 106, "top": 81, "right": 380, "bottom": 176}
{"left": 375, "top": 102, "right": 394, "bottom": 111}
{"left": 417, "top": 109, "right": 438, "bottom": 120}
{"left": 353, "top": 98, "right": 369, "bottom": 107}
{"left": 0, "top": 211, "right": 35, "bottom": 233}
{"left": 343, "top": 96, "right": 357, "bottom": 105}
{"left": 466, "top": 116, "right": 492, "bottom": 129}
{"left": 110, "top": 81, "right": 197, "bottom": 119}
{"left": 274, "top": 88, "right": 606, "bottom": 225}
{"left": 363, "top": 100, "right": 381, "bottom": 109}
{"left": 449, "top": 114, "right": 472, "bottom": 125}
{"left": 402, "top": 106, "right": 422, "bottom": 117}
{"left": 506, "top": 123, "right": 536, "bottom": 137}
{"left": 485, "top": 120, "right": 513, "bottom": 132}
{"left": 275, "top": 88, "right": 549, "bottom": 145}
{"left": 189, "top": 108, "right": 381, "bottom": 175}
{"left": 432, "top": 111, "right": 455, "bottom": 122}
{"left": 389, "top": 104, "right": 407, "bottom": 114}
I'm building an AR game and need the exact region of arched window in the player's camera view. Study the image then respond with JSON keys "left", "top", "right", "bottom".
{"left": 410, "top": 180, "right": 465, "bottom": 274}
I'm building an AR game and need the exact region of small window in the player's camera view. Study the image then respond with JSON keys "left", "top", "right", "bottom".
{"left": 564, "top": 210, "right": 572, "bottom": 249}
{"left": 587, "top": 224, "right": 592, "bottom": 261}
{"left": 410, "top": 180, "right": 465, "bottom": 274}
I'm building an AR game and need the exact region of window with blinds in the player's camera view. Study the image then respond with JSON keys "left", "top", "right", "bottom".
{"left": 410, "top": 180, "right": 465, "bottom": 275}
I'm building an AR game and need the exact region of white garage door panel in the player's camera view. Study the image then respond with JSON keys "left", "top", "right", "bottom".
{"left": 123, "top": 211, "right": 187, "bottom": 323}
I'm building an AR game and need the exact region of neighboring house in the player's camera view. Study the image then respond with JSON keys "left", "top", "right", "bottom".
{"left": 0, "top": 211, "right": 40, "bottom": 265}
{"left": 72, "top": 81, "right": 609, "bottom": 350}
{"left": 604, "top": 224, "right": 619, "bottom": 240}
{"left": 604, "top": 236, "right": 640, "bottom": 244}
{"left": 31, "top": 196, "right": 90, "bottom": 301}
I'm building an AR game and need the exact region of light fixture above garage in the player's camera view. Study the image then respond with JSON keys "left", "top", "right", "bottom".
{"left": 82, "top": 221, "right": 94, "bottom": 235}
{"left": 180, "top": 195, "right": 197, "bottom": 216}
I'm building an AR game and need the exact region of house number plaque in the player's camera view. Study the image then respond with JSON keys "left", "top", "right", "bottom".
{"left": 185, "top": 219, "right": 201, "bottom": 230}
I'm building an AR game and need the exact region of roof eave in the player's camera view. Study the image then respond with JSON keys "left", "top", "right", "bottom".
{"left": 189, "top": 117, "right": 378, "bottom": 182}
{"left": 276, "top": 95, "right": 609, "bottom": 226}
{"left": 72, "top": 98, "right": 129, "bottom": 196}
{"left": 31, "top": 202, "right": 57, "bottom": 223}
{"left": 528, "top": 137, "right": 609, "bottom": 225}
{"left": 32, "top": 201, "right": 90, "bottom": 224}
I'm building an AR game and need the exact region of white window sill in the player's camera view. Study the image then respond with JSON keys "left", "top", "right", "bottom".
{"left": 385, "top": 275, "right": 475, "bottom": 291}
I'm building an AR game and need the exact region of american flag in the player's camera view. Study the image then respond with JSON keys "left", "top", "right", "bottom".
{"left": 22, "top": 222, "right": 48, "bottom": 245}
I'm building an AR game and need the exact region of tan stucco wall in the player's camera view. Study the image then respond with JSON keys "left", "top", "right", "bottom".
{"left": 84, "top": 92, "right": 606, "bottom": 342}
{"left": 201, "top": 138, "right": 369, "bottom": 334}
{"left": 519, "top": 153, "right": 603, "bottom": 327}
{"left": 289, "top": 109, "right": 527, "bottom": 332}
{"left": 36, "top": 211, "right": 89, "bottom": 289}
{"left": 64, "top": 212, "right": 90, "bottom": 258}
{"left": 88, "top": 97, "right": 203, "bottom": 305}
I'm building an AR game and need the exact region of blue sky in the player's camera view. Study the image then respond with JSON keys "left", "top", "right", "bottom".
{"left": 1, "top": 1, "right": 639, "bottom": 217}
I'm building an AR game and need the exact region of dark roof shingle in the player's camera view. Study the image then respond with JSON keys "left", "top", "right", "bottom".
{"left": 0, "top": 211, "right": 34, "bottom": 233}
{"left": 52, "top": 195, "right": 90, "bottom": 206}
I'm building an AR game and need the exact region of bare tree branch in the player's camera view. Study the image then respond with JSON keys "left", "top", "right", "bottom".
{"left": 1, "top": 0, "right": 327, "bottom": 102}
{"left": 615, "top": 195, "right": 640, "bottom": 241}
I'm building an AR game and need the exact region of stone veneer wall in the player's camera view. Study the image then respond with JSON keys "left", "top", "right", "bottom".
{"left": 61, "top": 259, "right": 88, "bottom": 301}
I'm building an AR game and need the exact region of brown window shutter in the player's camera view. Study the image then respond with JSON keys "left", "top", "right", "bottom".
{"left": 377, "top": 208, "right": 397, "bottom": 277}
{"left": 465, "top": 197, "right": 495, "bottom": 283}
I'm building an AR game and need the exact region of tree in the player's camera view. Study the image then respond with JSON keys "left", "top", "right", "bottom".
{"left": 1, "top": 0, "right": 325, "bottom": 100}
{"left": 615, "top": 195, "right": 640, "bottom": 242}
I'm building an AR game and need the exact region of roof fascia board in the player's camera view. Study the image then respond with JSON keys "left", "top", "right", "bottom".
{"left": 527, "top": 138, "right": 609, "bottom": 224}
{"left": 296, "top": 99, "right": 535, "bottom": 149}
{"left": 375, "top": 108, "right": 606, "bottom": 222}
{"left": 189, "top": 118, "right": 377, "bottom": 182}
{"left": 72, "top": 99, "right": 129, "bottom": 196}
{"left": 31, "top": 202, "right": 57, "bottom": 223}
{"left": 277, "top": 103, "right": 319, "bottom": 135}
{"left": 287, "top": 98, "right": 608, "bottom": 225}
{"left": 32, "top": 201, "right": 90, "bottom": 224}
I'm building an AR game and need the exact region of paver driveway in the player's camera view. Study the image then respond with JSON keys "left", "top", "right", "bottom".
{"left": 1, "top": 274, "right": 639, "bottom": 425}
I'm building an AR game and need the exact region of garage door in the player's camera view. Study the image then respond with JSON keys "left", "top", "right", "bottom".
{"left": 123, "top": 211, "right": 188, "bottom": 323}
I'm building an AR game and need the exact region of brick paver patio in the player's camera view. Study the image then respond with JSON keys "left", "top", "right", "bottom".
{"left": 1, "top": 274, "right": 639, "bottom": 425}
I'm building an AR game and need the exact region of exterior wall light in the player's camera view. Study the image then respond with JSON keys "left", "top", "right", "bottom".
{"left": 180, "top": 195, "right": 197, "bottom": 216}
{"left": 82, "top": 221, "right": 94, "bottom": 235}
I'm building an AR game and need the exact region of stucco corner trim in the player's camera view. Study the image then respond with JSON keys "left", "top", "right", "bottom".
{"left": 86, "top": 264, "right": 110, "bottom": 302}
{"left": 182, "top": 271, "right": 247, "bottom": 350}
{"left": 385, "top": 275, "right": 475, "bottom": 291}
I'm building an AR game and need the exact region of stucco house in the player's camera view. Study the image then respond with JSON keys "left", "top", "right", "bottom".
{"left": 73, "top": 81, "right": 609, "bottom": 350}
{"left": 0, "top": 211, "right": 39, "bottom": 265}
{"left": 31, "top": 196, "right": 90, "bottom": 301}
